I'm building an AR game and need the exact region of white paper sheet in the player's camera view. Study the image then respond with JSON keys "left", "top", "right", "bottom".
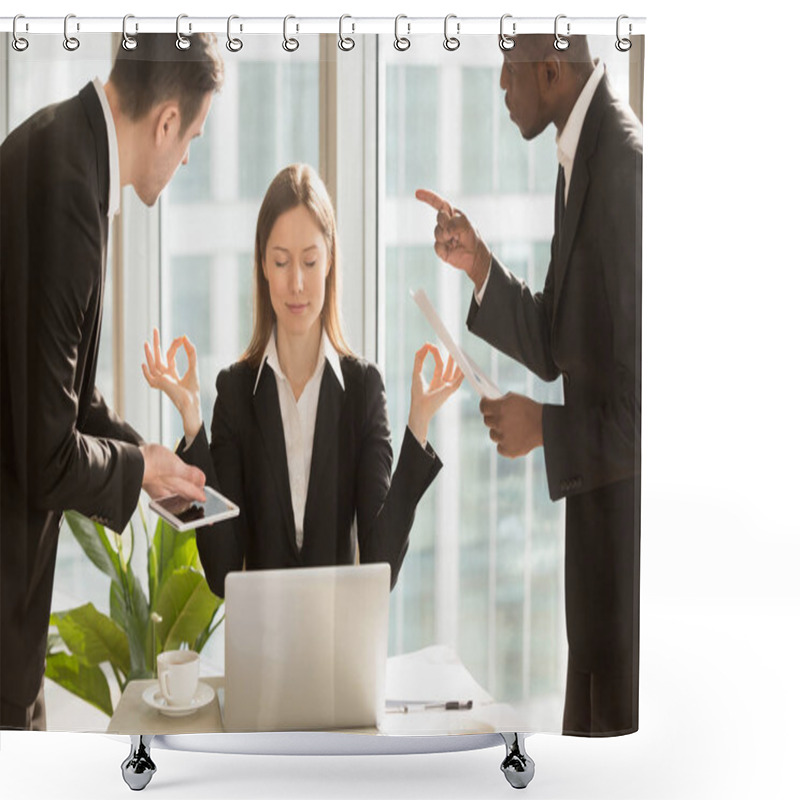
{"left": 385, "top": 645, "right": 495, "bottom": 706}
{"left": 411, "top": 289, "right": 502, "bottom": 399}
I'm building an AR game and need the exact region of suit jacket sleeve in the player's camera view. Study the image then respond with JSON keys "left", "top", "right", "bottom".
{"left": 355, "top": 364, "right": 442, "bottom": 589}
{"left": 179, "top": 370, "right": 248, "bottom": 598}
{"left": 467, "top": 255, "right": 561, "bottom": 383}
{"left": 83, "top": 387, "right": 144, "bottom": 446}
{"left": 25, "top": 174, "right": 143, "bottom": 532}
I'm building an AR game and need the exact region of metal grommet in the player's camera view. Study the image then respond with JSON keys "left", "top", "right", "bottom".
{"left": 63, "top": 13, "right": 80, "bottom": 52}
{"left": 554, "top": 14, "right": 570, "bottom": 51}
{"left": 176, "top": 14, "right": 191, "bottom": 51}
{"left": 338, "top": 14, "right": 355, "bottom": 51}
{"left": 443, "top": 14, "right": 460, "bottom": 52}
{"left": 615, "top": 15, "right": 632, "bottom": 52}
{"left": 394, "top": 14, "right": 411, "bottom": 51}
{"left": 499, "top": 13, "right": 515, "bottom": 51}
{"left": 122, "top": 14, "right": 137, "bottom": 51}
{"left": 12, "top": 15, "right": 29, "bottom": 52}
{"left": 282, "top": 15, "right": 299, "bottom": 52}
{"left": 227, "top": 15, "right": 243, "bottom": 52}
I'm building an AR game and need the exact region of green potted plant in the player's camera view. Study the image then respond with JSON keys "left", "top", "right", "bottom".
{"left": 45, "top": 508, "right": 223, "bottom": 717}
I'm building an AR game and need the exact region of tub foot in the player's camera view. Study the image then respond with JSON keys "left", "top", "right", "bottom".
{"left": 500, "top": 732, "right": 535, "bottom": 789}
{"left": 121, "top": 735, "right": 156, "bottom": 791}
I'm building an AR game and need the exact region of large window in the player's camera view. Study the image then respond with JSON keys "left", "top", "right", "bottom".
{"left": 3, "top": 31, "right": 640, "bottom": 725}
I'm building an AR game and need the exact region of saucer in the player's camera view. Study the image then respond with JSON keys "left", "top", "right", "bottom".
{"left": 142, "top": 681, "right": 215, "bottom": 717}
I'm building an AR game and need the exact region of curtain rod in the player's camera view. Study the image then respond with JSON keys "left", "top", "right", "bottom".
{"left": 0, "top": 16, "right": 646, "bottom": 37}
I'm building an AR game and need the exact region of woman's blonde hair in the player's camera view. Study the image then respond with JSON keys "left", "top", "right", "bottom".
{"left": 241, "top": 164, "right": 353, "bottom": 368}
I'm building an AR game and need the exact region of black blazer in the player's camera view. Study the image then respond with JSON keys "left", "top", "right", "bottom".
{"left": 1, "top": 84, "right": 144, "bottom": 712}
{"left": 179, "top": 355, "right": 442, "bottom": 597}
{"left": 467, "top": 74, "right": 642, "bottom": 674}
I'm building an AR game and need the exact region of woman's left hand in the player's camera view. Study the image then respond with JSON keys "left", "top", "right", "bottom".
{"left": 142, "top": 329, "right": 203, "bottom": 440}
{"left": 408, "top": 343, "right": 464, "bottom": 446}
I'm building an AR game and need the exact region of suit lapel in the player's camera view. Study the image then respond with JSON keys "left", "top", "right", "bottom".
{"left": 78, "top": 83, "right": 110, "bottom": 219}
{"left": 252, "top": 366, "right": 296, "bottom": 542}
{"left": 303, "top": 362, "right": 344, "bottom": 537}
{"left": 553, "top": 76, "right": 612, "bottom": 314}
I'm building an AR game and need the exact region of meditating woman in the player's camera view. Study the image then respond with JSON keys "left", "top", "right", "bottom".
{"left": 143, "top": 163, "right": 462, "bottom": 597}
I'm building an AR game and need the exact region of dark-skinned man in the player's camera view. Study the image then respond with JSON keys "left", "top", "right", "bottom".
{"left": 417, "top": 33, "right": 641, "bottom": 736}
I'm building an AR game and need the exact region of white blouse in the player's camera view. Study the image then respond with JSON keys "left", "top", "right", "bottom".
{"left": 255, "top": 330, "right": 345, "bottom": 551}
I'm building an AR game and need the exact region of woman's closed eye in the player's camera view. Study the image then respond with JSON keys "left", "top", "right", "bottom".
{"left": 273, "top": 259, "right": 316, "bottom": 268}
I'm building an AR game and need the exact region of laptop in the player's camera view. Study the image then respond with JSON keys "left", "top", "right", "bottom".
{"left": 222, "top": 563, "right": 390, "bottom": 731}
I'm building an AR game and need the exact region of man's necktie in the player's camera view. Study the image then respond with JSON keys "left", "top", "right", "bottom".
{"left": 556, "top": 164, "right": 566, "bottom": 239}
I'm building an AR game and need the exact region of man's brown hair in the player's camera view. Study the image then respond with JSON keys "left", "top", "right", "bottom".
{"left": 109, "top": 33, "right": 224, "bottom": 135}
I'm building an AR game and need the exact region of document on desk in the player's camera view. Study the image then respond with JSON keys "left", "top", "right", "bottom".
{"left": 385, "top": 645, "right": 494, "bottom": 706}
{"left": 411, "top": 289, "right": 503, "bottom": 400}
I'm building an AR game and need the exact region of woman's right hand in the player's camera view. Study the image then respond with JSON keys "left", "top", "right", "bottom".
{"left": 142, "top": 328, "right": 203, "bottom": 441}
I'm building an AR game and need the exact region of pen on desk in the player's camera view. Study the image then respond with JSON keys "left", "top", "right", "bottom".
{"left": 387, "top": 700, "right": 473, "bottom": 714}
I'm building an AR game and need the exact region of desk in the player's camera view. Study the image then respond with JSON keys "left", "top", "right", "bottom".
{"left": 107, "top": 647, "right": 531, "bottom": 736}
{"left": 108, "top": 676, "right": 225, "bottom": 736}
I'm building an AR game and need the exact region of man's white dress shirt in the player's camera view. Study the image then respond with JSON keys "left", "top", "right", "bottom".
{"left": 91, "top": 77, "right": 120, "bottom": 220}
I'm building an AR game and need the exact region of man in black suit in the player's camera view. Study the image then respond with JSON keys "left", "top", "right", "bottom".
{"left": 417, "top": 34, "right": 641, "bottom": 735}
{"left": 0, "top": 34, "right": 224, "bottom": 730}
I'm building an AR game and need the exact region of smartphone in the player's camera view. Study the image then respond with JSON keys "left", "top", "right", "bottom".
{"left": 149, "top": 486, "right": 239, "bottom": 532}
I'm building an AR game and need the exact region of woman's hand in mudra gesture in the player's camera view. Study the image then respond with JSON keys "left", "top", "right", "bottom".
{"left": 407, "top": 343, "right": 464, "bottom": 446}
{"left": 142, "top": 328, "right": 203, "bottom": 440}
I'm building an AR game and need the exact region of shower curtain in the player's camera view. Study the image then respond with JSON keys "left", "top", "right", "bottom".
{"left": 0, "top": 15, "right": 643, "bottom": 742}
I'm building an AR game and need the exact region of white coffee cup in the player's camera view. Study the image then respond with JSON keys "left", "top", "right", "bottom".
{"left": 157, "top": 650, "right": 200, "bottom": 706}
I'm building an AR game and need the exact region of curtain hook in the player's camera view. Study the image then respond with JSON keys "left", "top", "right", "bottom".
{"left": 394, "top": 15, "right": 411, "bottom": 51}
{"left": 227, "top": 15, "right": 243, "bottom": 52}
{"left": 176, "top": 14, "right": 191, "bottom": 51}
{"left": 615, "top": 15, "right": 632, "bottom": 52}
{"left": 338, "top": 15, "right": 355, "bottom": 51}
{"left": 499, "top": 14, "right": 515, "bottom": 51}
{"left": 12, "top": 15, "right": 29, "bottom": 52}
{"left": 122, "top": 14, "right": 138, "bottom": 51}
{"left": 63, "top": 13, "right": 80, "bottom": 52}
{"left": 283, "top": 15, "right": 299, "bottom": 52}
{"left": 554, "top": 14, "right": 570, "bottom": 51}
{"left": 444, "top": 14, "right": 460, "bottom": 52}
